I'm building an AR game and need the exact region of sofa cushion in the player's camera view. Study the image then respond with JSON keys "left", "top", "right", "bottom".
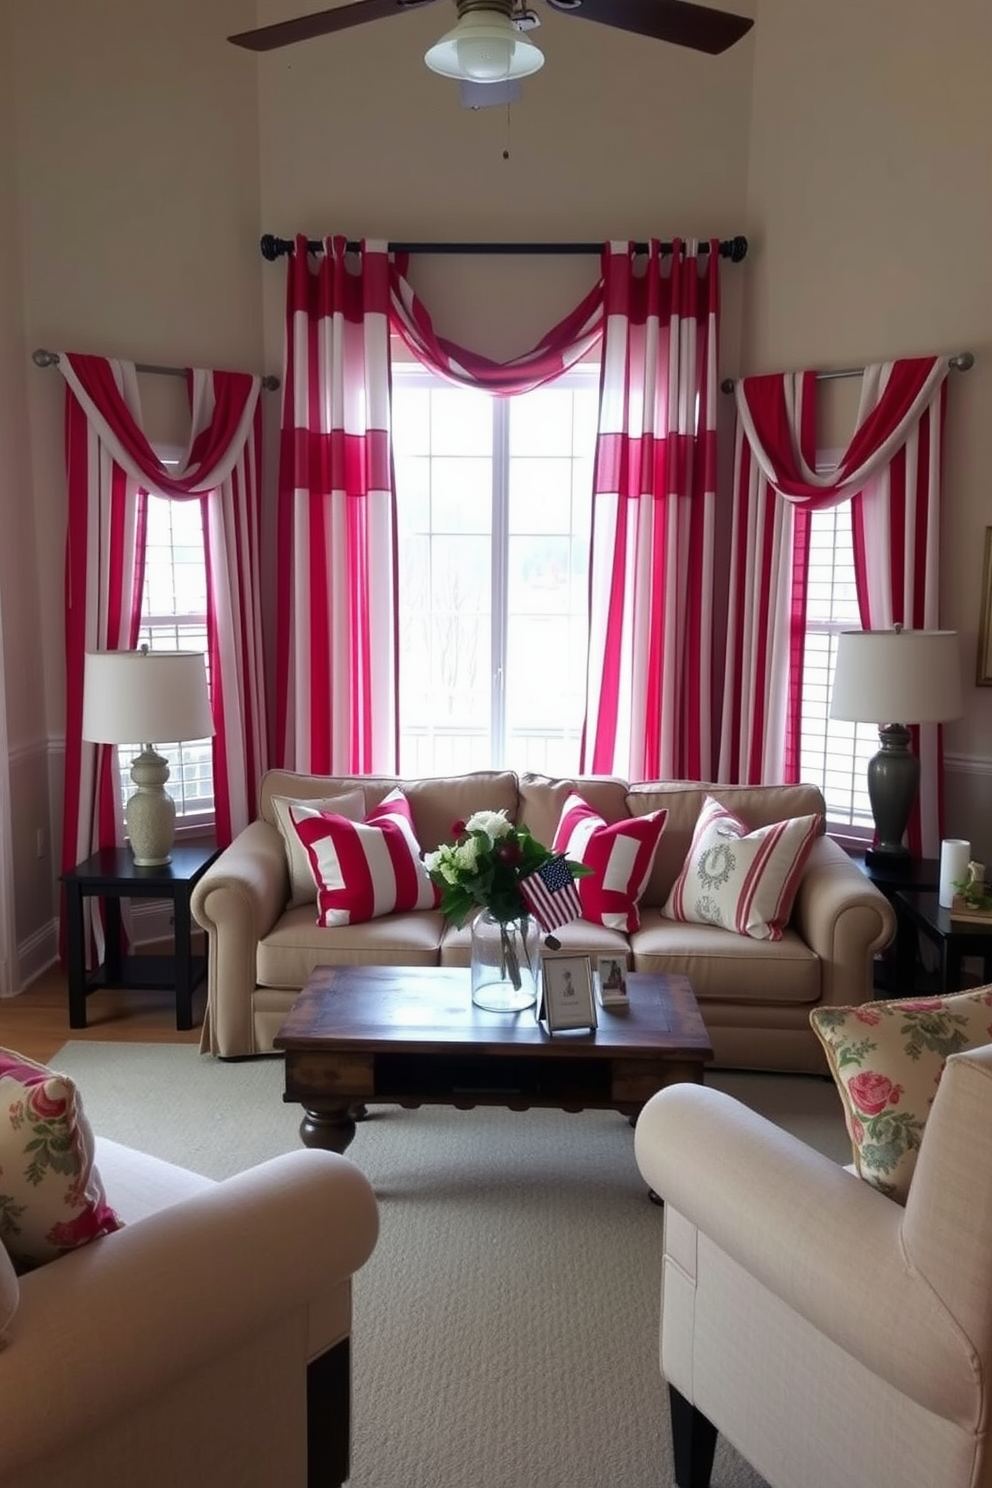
{"left": 517, "top": 774, "right": 630, "bottom": 853}
{"left": 662, "top": 795, "right": 821, "bottom": 941}
{"left": 627, "top": 782, "right": 828, "bottom": 910}
{"left": 291, "top": 788, "right": 439, "bottom": 928}
{"left": 260, "top": 769, "right": 520, "bottom": 854}
{"left": 0, "top": 1048, "right": 123, "bottom": 1274}
{"left": 631, "top": 911, "right": 821, "bottom": 1004}
{"left": 438, "top": 912, "right": 629, "bottom": 968}
{"left": 258, "top": 905, "right": 448, "bottom": 986}
{"left": 271, "top": 787, "right": 366, "bottom": 910}
{"left": 810, "top": 988, "right": 992, "bottom": 1203}
{"left": 552, "top": 792, "right": 668, "bottom": 933}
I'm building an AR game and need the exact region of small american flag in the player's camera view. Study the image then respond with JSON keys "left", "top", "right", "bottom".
{"left": 519, "top": 855, "right": 583, "bottom": 933}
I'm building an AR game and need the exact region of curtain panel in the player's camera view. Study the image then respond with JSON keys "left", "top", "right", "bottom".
{"left": 59, "top": 355, "right": 267, "bottom": 956}
{"left": 275, "top": 236, "right": 399, "bottom": 774}
{"left": 580, "top": 239, "right": 721, "bottom": 780}
{"left": 719, "top": 356, "right": 950, "bottom": 856}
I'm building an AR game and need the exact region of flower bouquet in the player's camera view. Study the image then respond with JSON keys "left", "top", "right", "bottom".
{"left": 425, "top": 810, "right": 587, "bottom": 998}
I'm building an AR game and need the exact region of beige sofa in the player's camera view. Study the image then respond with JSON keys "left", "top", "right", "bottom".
{"left": 0, "top": 1136, "right": 379, "bottom": 1488}
{"left": 190, "top": 769, "right": 895, "bottom": 1072}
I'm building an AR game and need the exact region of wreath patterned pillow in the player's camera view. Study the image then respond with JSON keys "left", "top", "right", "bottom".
{"left": 662, "top": 795, "right": 821, "bottom": 941}
{"left": 810, "top": 987, "right": 992, "bottom": 1203}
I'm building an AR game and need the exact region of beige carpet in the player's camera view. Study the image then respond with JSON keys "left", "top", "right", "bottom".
{"left": 51, "top": 1043, "right": 850, "bottom": 1488}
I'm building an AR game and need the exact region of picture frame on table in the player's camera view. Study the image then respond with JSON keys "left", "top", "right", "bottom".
{"left": 595, "top": 954, "right": 629, "bottom": 1009}
{"left": 977, "top": 527, "right": 992, "bottom": 685}
{"left": 541, "top": 955, "right": 597, "bottom": 1033}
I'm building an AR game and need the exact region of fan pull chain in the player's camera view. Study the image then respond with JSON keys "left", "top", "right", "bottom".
{"left": 503, "top": 98, "right": 512, "bottom": 160}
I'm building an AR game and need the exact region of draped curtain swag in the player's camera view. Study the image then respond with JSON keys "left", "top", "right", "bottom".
{"left": 719, "top": 355, "right": 950, "bottom": 855}
{"left": 60, "top": 353, "right": 267, "bottom": 953}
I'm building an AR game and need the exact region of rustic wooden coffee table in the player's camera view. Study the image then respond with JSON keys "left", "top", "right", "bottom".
{"left": 274, "top": 964, "right": 713, "bottom": 1153}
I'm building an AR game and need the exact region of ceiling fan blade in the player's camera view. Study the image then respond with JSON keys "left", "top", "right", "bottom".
{"left": 544, "top": 0, "right": 753, "bottom": 55}
{"left": 228, "top": 0, "right": 441, "bottom": 53}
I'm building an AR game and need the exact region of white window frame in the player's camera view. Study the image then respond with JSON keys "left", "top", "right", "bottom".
{"left": 121, "top": 461, "right": 215, "bottom": 834}
{"left": 392, "top": 360, "right": 598, "bottom": 777}
{"left": 799, "top": 460, "right": 877, "bottom": 844}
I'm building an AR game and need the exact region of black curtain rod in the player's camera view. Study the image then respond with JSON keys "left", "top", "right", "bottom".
{"left": 260, "top": 233, "right": 749, "bottom": 263}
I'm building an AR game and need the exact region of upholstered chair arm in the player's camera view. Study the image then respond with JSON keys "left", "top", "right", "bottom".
{"left": 634, "top": 1084, "right": 978, "bottom": 1424}
{"left": 790, "top": 835, "right": 896, "bottom": 1007}
{"left": 0, "top": 1149, "right": 379, "bottom": 1481}
{"left": 191, "top": 819, "right": 289, "bottom": 1055}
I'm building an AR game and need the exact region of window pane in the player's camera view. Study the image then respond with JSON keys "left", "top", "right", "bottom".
{"left": 394, "top": 366, "right": 596, "bottom": 777}
{"left": 800, "top": 503, "right": 876, "bottom": 832}
{"left": 124, "top": 492, "right": 214, "bottom": 821}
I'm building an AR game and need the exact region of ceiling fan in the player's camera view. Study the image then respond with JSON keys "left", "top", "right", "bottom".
{"left": 228, "top": 0, "right": 755, "bottom": 76}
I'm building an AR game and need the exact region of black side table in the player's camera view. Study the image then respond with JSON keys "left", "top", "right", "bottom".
{"left": 851, "top": 853, "right": 940, "bottom": 995}
{"left": 893, "top": 890, "right": 992, "bottom": 995}
{"left": 60, "top": 842, "right": 220, "bottom": 1030}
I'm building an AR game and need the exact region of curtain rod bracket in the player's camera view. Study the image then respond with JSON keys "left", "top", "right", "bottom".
{"left": 32, "top": 348, "right": 279, "bottom": 390}
{"left": 720, "top": 350, "right": 974, "bottom": 394}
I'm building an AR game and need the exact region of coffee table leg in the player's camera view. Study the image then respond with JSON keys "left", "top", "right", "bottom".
{"left": 299, "top": 1105, "right": 358, "bottom": 1154}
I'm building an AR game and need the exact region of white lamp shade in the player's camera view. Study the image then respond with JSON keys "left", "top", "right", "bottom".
{"left": 829, "top": 629, "right": 963, "bottom": 725}
{"left": 82, "top": 650, "right": 215, "bottom": 745}
{"left": 425, "top": 10, "right": 544, "bottom": 81}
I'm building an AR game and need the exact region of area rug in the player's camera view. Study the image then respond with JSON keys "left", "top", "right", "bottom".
{"left": 51, "top": 1042, "right": 850, "bottom": 1488}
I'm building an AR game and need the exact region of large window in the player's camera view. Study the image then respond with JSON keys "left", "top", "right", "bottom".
{"left": 392, "top": 364, "right": 597, "bottom": 777}
{"left": 799, "top": 499, "right": 876, "bottom": 836}
{"left": 123, "top": 489, "right": 214, "bottom": 824}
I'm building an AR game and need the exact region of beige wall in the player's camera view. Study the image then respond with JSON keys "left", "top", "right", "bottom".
{"left": 744, "top": 0, "right": 992, "bottom": 857}
{"left": 1, "top": 0, "right": 989, "bottom": 979}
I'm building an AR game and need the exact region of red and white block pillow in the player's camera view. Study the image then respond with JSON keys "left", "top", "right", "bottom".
{"left": 290, "top": 788, "right": 439, "bottom": 927}
{"left": 552, "top": 793, "right": 668, "bottom": 933}
{"left": 663, "top": 794, "right": 822, "bottom": 941}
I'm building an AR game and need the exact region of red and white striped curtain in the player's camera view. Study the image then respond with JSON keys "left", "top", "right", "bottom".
{"left": 580, "top": 240, "right": 721, "bottom": 779}
{"left": 276, "top": 236, "right": 398, "bottom": 773}
{"left": 60, "top": 354, "right": 267, "bottom": 940}
{"left": 718, "top": 355, "right": 950, "bottom": 854}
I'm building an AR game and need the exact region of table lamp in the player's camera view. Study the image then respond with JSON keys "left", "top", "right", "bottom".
{"left": 829, "top": 626, "right": 963, "bottom": 870}
{"left": 82, "top": 647, "right": 215, "bottom": 866}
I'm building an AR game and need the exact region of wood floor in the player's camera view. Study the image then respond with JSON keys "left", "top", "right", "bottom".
{"left": 0, "top": 959, "right": 203, "bottom": 1063}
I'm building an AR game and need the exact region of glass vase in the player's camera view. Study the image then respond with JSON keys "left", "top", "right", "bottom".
{"left": 470, "top": 910, "right": 540, "bottom": 1012}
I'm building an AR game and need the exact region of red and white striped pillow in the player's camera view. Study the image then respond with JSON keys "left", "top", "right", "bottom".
{"left": 290, "top": 788, "right": 439, "bottom": 928}
{"left": 551, "top": 793, "right": 668, "bottom": 932}
{"left": 663, "top": 794, "right": 821, "bottom": 941}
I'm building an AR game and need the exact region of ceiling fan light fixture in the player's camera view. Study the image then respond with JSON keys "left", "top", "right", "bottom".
{"left": 425, "top": 9, "right": 544, "bottom": 82}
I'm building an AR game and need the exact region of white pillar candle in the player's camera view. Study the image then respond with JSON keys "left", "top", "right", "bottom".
{"left": 939, "top": 838, "right": 971, "bottom": 908}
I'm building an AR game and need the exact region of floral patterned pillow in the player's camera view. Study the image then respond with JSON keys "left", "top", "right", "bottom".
{"left": 0, "top": 1048, "right": 123, "bottom": 1274}
{"left": 810, "top": 987, "right": 992, "bottom": 1203}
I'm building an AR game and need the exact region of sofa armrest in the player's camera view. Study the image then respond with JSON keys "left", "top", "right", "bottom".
{"left": 0, "top": 1149, "right": 378, "bottom": 1479}
{"left": 634, "top": 1084, "right": 976, "bottom": 1424}
{"left": 790, "top": 835, "right": 895, "bottom": 1008}
{"left": 191, "top": 819, "right": 289, "bottom": 1055}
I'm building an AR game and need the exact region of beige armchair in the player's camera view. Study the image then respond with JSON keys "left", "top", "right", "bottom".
{"left": 0, "top": 1138, "right": 379, "bottom": 1488}
{"left": 633, "top": 1045, "right": 992, "bottom": 1488}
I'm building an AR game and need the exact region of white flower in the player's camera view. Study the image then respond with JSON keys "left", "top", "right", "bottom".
{"left": 454, "top": 838, "right": 480, "bottom": 872}
{"left": 464, "top": 809, "right": 512, "bottom": 843}
{"left": 424, "top": 846, "right": 458, "bottom": 884}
